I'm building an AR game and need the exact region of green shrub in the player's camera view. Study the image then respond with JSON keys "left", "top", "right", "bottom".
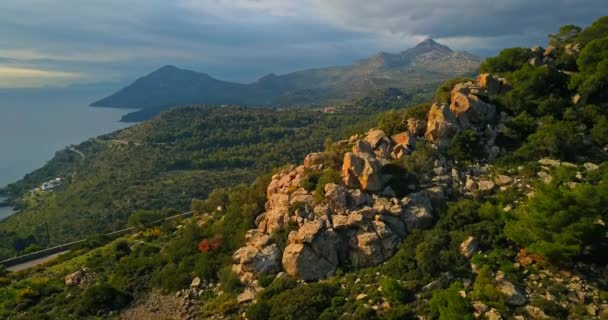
{"left": 429, "top": 282, "right": 474, "bottom": 320}
{"left": 113, "top": 239, "right": 131, "bottom": 260}
{"left": 591, "top": 116, "right": 608, "bottom": 145}
{"left": 479, "top": 47, "right": 534, "bottom": 74}
{"left": 77, "top": 283, "right": 132, "bottom": 315}
{"left": 505, "top": 182, "right": 608, "bottom": 263}
{"left": 218, "top": 266, "right": 242, "bottom": 294}
{"left": 246, "top": 301, "right": 271, "bottom": 320}
{"left": 448, "top": 130, "right": 484, "bottom": 162}
{"left": 127, "top": 210, "right": 165, "bottom": 228}
{"left": 471, "top": 266, "right": 505, "bottom": 309}
{"left": 380, "top": 278, "right": 413, "bottom": 304}
{"left": 266, "top": 283, "right": 339, "bottom": 320}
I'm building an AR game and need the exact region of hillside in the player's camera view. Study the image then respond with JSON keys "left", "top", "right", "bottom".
{"left": 91, "top": 39, "right": 480, "bottom": 120}
{"left": 0, "top": 88, "right": 426, "bottom": 259}
{"left": 1, "top": 16, "right": 608, "bottom": 320}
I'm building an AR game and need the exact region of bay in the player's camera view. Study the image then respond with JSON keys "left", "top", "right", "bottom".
{"left": 0, "top": 86, "right": 136, "bottom": 208}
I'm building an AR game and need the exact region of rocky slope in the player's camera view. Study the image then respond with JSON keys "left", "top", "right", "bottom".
{"left": 231, "top": 73, "right": 505, "bottom": 293}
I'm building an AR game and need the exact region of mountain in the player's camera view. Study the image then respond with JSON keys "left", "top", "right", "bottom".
{"left": 2, "top": 16, "right": 608, "bottom": 320}
{"left": 91, "top": 39, "right": 481, "bottom": 117}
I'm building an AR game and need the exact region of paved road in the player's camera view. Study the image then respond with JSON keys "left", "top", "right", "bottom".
{"left": 6, "top": 251, "right": 69, "bottom": 272}
{"left": 2, "top": 211, "right": 195, "bottom": 272}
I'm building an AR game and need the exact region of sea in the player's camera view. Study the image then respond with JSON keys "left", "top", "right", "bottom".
{"left": 0, "top": 86, "right": 136, "bottom": 219}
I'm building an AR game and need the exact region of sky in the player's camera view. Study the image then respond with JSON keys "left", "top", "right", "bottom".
{"left": 0, "top": 0, "right": 606, "bottom": 88}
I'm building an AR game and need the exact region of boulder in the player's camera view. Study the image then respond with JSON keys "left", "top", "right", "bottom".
{"left": 450, "top": 92, "right": 496, "bottom": 128}
{"left": 349, "top": 230, "right": 385, "bottom": 267}
{"left": 352, "top": 140, "right": 374, "bottom": 155}
{"left": 332, "top": 215, "right": 349, "bottom": 229}
{"left": 237, "top": 287, "right": 256, "bottom": 304}
{"left": 65, "top": 271, "right": 84, "bottom": 287}
{"left": 294, "top": 220, "right": 323, "bottom": 243}
{"left": 365, "top": 129, "right": 389, "bottom": 148}
{"left": 190, "top": 277, "right": 201, "bottom": 288}
{"left": 493, "top": 175, "right": 513, "bottom": 187}
{"left": 425, "top": 103, "right": 461, "bottom": 148}
{"left": 346, "top": 189, "right": 372, "bottom": 210}
{"left": 289, "top": 188, "right": 313, "bottom": 206}
{"left": 524, "top": 305, "right": 550, "bottom": 319}
{"left": 310, "top": 229, "right": 341, "bottom": 266}
{"left": 459, "top": 236, "right": 479, "bottom": 258}
{"left": 477, "top": 180, "right": 496, "bottom": 195}
{"left": 538, "top": 158, "right": 560, "bottom": 167}
{"left": 401, "top": 191, "right": 433, "bottom": 230}
{"left": 325, "top": 183, "right": 348, "bottom": 214}
{"left": 342, "top": 152, "right": 384, "bottom": 191}
{"left": 261, "top": 193, "right": 290, "bottom": 234}
{"left": 282, "top": 243, "right": 336, "bottom": 281}
{"left": 233, "top": 244, "right": 282, "bottom": 275}
{"left": 391, "top": 132, "right": 415, "bottom": 148}
{"left": 584, "top": 162, "right": 599, "bottom": 171}
{"left": 476, "top": 74, "right": 501, "bottom": 96}
{"left": 64, "top": 268, "right": 96, "bottom": 288}
{"left": 245, "top": 229, "right": 271, "bottom": 249}
{"left": 495, "top": 279, "right": 527, "bottom": 306}
{"left": 407, "top": 118, "right": 426, "bottom": 136}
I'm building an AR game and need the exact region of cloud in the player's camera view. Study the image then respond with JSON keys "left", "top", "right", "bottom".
{"left": 0, "top": 0, "right": 605, "bottom": 87}
{"left": 0, "top": 66, "right": 81, "bottom": 88}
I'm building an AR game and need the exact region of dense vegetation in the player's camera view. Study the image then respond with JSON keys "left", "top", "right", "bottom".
{"left": 0, "top": 88, "right": 427, "bottom": 260}
{"left": 1, "top": 16, "right": 608, "bottom": 320}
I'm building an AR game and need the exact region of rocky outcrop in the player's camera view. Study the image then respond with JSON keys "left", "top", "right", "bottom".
{"left": 232, "top": 230, "right": 281, "bottom": 284}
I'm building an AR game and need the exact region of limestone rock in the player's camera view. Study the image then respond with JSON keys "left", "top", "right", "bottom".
{"left": 365, "top": 129, "right": 389, "bottom": 149}
{"left": 538, "top": 158, "right": 560, "bottom": 167}
{"left": 584, "top": 162, "right": 599, "bottom": 171}
{"left": 332, "top": 215, "right": 349, "bottom": 230}
{"left": 233, "top": 243, "right": 281, "bottom": 275}
{"left": 495, "top": 279, "right": 527, "bottom": 306}
{"left": 282, "top": 243, "right": 336, "bottom": 281}
{"left": 65, "top": 271, "right": 84, "bottom": 287}
{"left": 407, "top": 118, "right": 426, "bottom": 136}
{"left": 261, "top": 193, "right": 290, "bottom": 234}
{"left": 237, "top": 287, "right": 256, "bottom": 304}
{"left": 294, "top": 220, "right": 323, "bottom": 243}
{"left": 524, "top": 305, "right": 550, "bottom": 319}
{"left": 425, "top": 103, "right": 460, "bottom": 148}
{"left": 476, "top": 73, "right": 501, "bottom": 96}
{"left": 391, "top": 132, "right": 415, "bottom": 148}
{"left": 477, "top": 180, "right": 496, "bottom": 195}
{"left": 450, "top": 92, "right": 496, "bottom": 128}
{"left": 325, "top": 183, "right": 348, "bottom": 214}
{"left": 460, "top": 236, "right": 479, "bottom": 258}
{"left": 401, "top": 191, "right": 433, "bottom": 230}
{"left": 352, "top": 140, "right": 374, "bottom": 155}
{"left": 342, "top": 152, "right": 384, "bottom": 191}
{"left": 493, "top": 175, "right": 513, "bottom": 186}
{"left": 190, "top": 277, "right": 201, "bottom": 288}
{"left": 350, "top": 230, "right": 385, "bottom": 267}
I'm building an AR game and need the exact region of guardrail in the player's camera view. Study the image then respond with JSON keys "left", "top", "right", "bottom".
{"left": 0, "top": 211, "right": 194, "bottom": 269}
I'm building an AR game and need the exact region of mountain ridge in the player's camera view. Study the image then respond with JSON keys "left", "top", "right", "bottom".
{"left": 90, "top": 39, "right": 481, "bottom": 115}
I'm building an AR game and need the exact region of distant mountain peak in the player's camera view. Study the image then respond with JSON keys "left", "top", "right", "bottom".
{"left": 414, "top": 39, "right": 453, "bottom": 52}
{"left": 156, "top": 65, "right": 181, "bottom": 72}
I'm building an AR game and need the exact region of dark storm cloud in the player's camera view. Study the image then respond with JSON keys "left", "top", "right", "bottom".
{"left": 0, "top": 0, "right": 605, "bottom": 87}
